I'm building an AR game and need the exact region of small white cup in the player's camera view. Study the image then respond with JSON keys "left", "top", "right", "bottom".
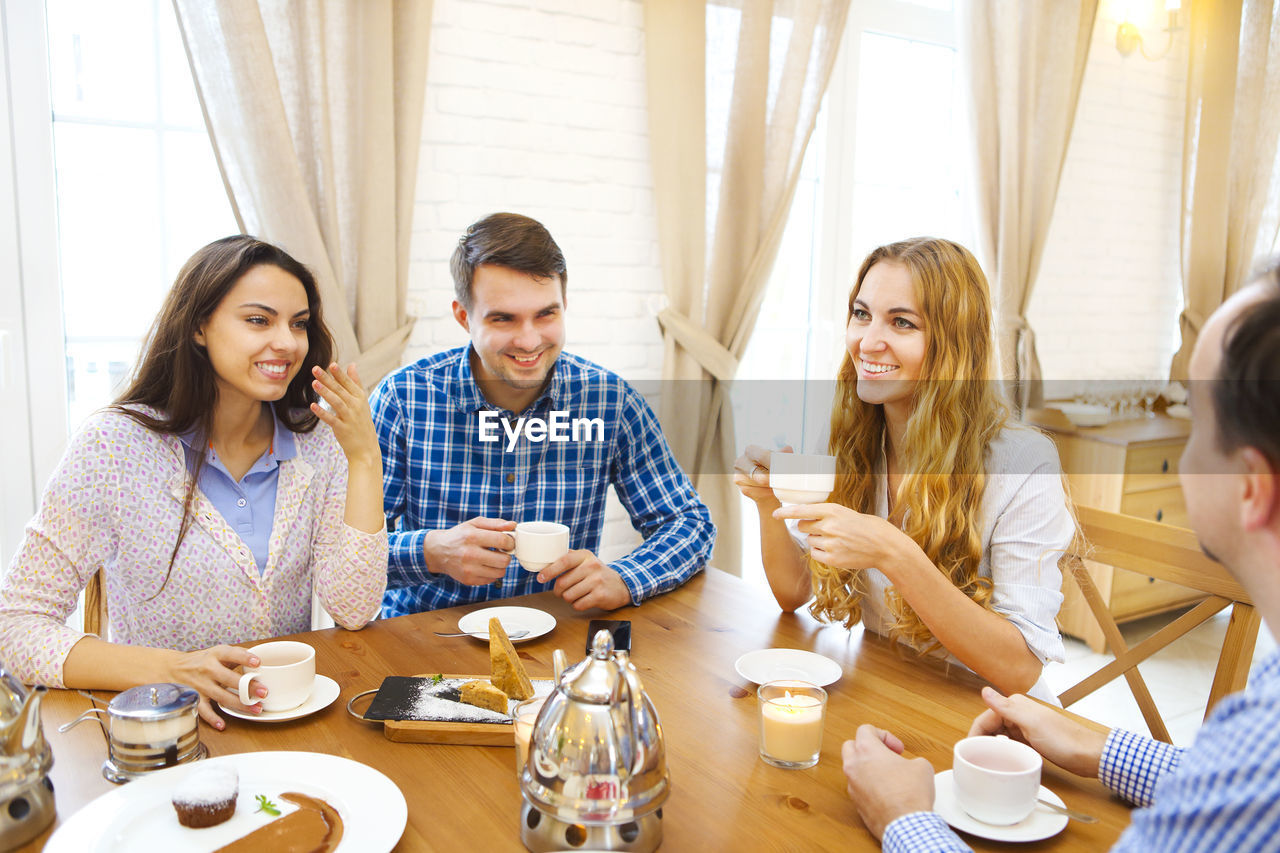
{"left": 770, "top": 452, "right": 837, "bottom": 504}
{"left": 238, "top": 640, "right": 316, "bottom": 712}
{"left": 515, "top": 521, "right": 570, "bottom": 573}
{"left": 952, "top": 735, "right": 1042, "bottom": 825}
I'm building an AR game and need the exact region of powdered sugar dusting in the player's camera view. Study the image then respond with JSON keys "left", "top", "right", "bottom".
{"left": 172, "top": 766, "right": 238, "bottom": 806}
{"left": 381, "top": 678, "right": 554, "bottom": 723}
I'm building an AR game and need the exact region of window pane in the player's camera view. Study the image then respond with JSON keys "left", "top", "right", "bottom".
{"left": 157, "top": 0, "right": 205, "bottom": 128}
{"left": 850, "top": 32, "right": 965, "bottom": 261}
{"left": 46, "top": 0, "right": 157, "bottom": 124}
{"left": 162, "top": 130, "right": 238, "bottom": 280}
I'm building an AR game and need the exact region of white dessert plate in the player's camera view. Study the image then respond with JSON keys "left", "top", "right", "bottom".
{"left": 734, "top": 649, "right": 842, "bottom": 687}
{"left": 45, "top": 750, "right": 407, "bottom": 852}
{"left": 458, "top": 606, "right": 556, "bottom": 642}
{"left": 933, "top": 769, "right": 1068, "bottom": 842}
{"left": 220, "top": 674, "right": 340, "bottom": 723}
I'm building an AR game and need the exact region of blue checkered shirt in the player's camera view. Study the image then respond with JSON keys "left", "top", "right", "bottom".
{"left": 883, "top": 649, "right": 1280, "bottom": 852}
{"left": 370, "top": 346, "right": 714, "bottom": 615}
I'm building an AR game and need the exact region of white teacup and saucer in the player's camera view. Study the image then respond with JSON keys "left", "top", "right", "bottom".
{"left": 221, "top": 640, "right": 341, "bottom": 723}
{"left": 933, "top": 735, "right": 1068, "bottom": 842}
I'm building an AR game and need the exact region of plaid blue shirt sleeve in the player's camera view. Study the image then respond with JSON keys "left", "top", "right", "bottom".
{"left": 605, "top": 385, "right": 715, "bottom": 603}
{"left": 1098, "top": 728, "right": 1183, "bottom": 808}
{"left": 883, "top": 812, "right": 971, "bottom": 852}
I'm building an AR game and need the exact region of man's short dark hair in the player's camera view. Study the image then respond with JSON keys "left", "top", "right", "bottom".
{"left": 1213, "top": 257, "right": 1280, "bottom": 469}
{"left": 450, "top": 213, "right": 568, "bottom": 309}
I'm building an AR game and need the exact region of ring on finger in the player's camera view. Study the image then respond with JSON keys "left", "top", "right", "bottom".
{"left": 750, "top": 463, "right": 765, "bottom": 480}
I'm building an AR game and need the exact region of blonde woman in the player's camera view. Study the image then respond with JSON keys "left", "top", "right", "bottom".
{"left": 735, "top": 237, "right": 1073, "bottom": 699}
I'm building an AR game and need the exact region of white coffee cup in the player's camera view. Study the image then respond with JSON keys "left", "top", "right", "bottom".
{"left": 515, "top": 521, "right": 570, "bottom": 573}
{"left": 770, "top": 452, "right": 837, "bottom": 504}
{"left": 238, "top": 640, "right": 316, "bottom": 712}
{"left": 951, "top": 734, "right": 1042, "bottom": 825}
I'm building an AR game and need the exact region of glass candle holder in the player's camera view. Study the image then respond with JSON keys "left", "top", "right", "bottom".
{"left": 757, "top": 680, "right": 826, "bottom": 769}
{"left": 513, "top": 696, "right": 546, "bottom": 776}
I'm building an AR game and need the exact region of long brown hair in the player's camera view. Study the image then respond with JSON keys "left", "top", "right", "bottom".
{"left": 809, "top": 237, "right": 1007, "bottom": 652}
{"left": 112, "top": 235, "right": 335, "bottom": 593}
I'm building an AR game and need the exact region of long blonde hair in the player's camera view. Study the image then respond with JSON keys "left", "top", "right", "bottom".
{"left": 809, "top": 237, "right": 1008, "bottom": 653}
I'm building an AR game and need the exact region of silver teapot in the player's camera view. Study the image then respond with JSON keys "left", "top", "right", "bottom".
{"left": 0, "top": 670, "right": 55, "bottom": 849}
{"left": 520, "top": 630, "right": 668, "bottom": 852}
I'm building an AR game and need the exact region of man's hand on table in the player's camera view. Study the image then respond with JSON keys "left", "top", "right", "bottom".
{"left": 538, "top": 549, "right": 631, "bottom": 611}
{"left": 842, "top": 724, "right": 936, "bottom": 839}
{"left": 423, "top": 517, "right": 516, "bottom": 585}
{"left": 968, "top": 686, "right": 1109, "bottom": 779}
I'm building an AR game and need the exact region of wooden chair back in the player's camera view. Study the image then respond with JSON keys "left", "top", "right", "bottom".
{"left": 1058, "top": 505, "right": 1260, "bottom": 743}
{"left": 83, "top": 571, "right": 108, "bottom": 637}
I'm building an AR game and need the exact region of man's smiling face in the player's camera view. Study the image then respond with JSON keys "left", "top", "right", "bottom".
{"left": 453, "top": 263, "right": 566, "bottom": 412}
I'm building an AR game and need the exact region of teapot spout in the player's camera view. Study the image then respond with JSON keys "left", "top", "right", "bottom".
{"left": 8, "top": 685, "right": 48, "bottom": 755}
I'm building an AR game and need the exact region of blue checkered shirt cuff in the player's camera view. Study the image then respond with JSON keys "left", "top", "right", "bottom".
{"left": 1099, "top": 728, "right": 1183, "bottom": 807}
{"left": 883, "top": 812, "right": 971, "bottom": 853}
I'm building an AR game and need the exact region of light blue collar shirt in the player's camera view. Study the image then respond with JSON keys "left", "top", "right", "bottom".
{"left": 179, "top": 406, "right": 298, "bottom": 574}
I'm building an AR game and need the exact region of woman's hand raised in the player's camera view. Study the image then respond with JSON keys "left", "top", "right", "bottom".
{"left": 771, "top": 502, "right": 909, "bottom": 573}
{"left": 310, "top": 363, "right": 381, "bottom": 469}
{"left": 733, "top": 445, "right": 790, "bottom": 506}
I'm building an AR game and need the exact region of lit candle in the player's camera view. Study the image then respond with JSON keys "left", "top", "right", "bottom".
{"left": 513, "top": 697, "right": 545, "bottom": 776}
{"left": 758, "top": 682, "right": 826, "bottom": 768}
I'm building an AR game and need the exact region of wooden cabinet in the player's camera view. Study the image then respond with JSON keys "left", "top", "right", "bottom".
{"left": 1029, "top": 414, "right": 1202, "bottom": 652}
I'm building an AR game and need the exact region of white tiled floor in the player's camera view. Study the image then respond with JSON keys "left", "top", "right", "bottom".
{"left": 1044, "top": 608, "right": 1277, "bottom": 747}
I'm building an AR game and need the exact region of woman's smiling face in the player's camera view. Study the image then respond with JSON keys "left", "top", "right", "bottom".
{"left": 845, "top": 260, "right": 928, "bottom": 413}
{"left": 194, "top": 263, "right": 311, "bottom": 409}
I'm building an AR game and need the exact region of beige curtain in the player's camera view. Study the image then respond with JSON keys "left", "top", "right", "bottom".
{"left": 1170, "top": 0, "right": 1280, "bottom": 377}
{"left": 644, "top": 0, "right": 850, "bottom": 575}
{"left": 960, "top": 1, "right": 1097, "bottom": 411}
{"left": 172, "top": 0, "right": 431, "bottom": 383}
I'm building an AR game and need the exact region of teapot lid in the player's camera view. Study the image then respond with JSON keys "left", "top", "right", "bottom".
{"left": 109, "top": 683, "right": 199, "bottom": 721}
{"left": 561, "top": 630, "right": 623, "bottom": 704}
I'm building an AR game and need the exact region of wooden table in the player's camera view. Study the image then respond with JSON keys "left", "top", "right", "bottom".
{"left": 22, "top": 569, "right": 1132, "bottom": 850}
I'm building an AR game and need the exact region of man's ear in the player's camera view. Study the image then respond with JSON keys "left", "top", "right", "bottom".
{"left": 1238, "top": 447, "right": 1278, "bottom": 531}
{"left": 452, "top": 300, "right": 470, "bottom": 333}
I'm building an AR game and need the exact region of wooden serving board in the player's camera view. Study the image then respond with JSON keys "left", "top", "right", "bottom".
{"left": 379, "top": 674, "right": 553, "bottom": 746}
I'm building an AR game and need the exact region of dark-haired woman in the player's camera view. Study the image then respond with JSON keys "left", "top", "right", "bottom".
{"left": 0, "top": 236, "right": 387, "bottom": 728}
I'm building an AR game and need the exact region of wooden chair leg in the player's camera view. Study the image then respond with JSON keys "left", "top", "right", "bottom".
{"left": 1206, "top": 603, "right": 1261, "bottom": 715}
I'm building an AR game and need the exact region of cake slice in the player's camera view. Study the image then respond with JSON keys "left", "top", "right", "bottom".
{"left": 459, "top": 679, "right": 510, "bottom": 714}
{"left": 489, "top": 617, "right": 535, "bottom": 700}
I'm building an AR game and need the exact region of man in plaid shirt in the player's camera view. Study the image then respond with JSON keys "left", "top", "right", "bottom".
{"left": 841, "top": 261, "right": 1280, "bottom": 852}
{"left": 371, "top": 213, "right": 714, "bottom": 616}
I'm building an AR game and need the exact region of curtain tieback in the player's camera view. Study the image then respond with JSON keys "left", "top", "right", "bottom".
{"left": 656, "top": 307, "right": 740, "bottom": 383}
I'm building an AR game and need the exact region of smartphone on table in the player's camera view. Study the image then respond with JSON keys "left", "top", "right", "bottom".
{"left": 585, "top": 619, "right": 632, "bottom": 654}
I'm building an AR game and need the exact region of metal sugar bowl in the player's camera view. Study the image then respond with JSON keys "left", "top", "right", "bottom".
{"left": 0, "top": 670, "right": 55, "bottom": 849}
{"left": 520, "top": 630, "right": 669, "bottom": 852}
{"left": 62, "top": 682, "right": 206, "bottom": 783}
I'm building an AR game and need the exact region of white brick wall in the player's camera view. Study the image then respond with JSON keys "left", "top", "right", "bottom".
{"left": 406, "top": 0, "right": 662, "bottom": 388}
{"left": 1030, "top": 6, "right": 1187, "bottom": 385}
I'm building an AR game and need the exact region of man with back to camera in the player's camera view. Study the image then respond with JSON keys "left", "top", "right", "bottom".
{"left": 370, "top": 212, "right": 715, "bottom": 616}
{"left": 840, "top": 259, "right": 1280, "bottom": 851}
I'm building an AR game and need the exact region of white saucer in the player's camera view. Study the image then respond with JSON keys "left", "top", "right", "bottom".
{"left": 458, "top": 605, "right": 556, "bottom": 642}
{"left": 734, "top": 648, "right": 842, "bottom": 686}
{"left": 220, "top": 674, "right": 340, "bottom": 722}
{"left": 933, "top": 770, "right": 1068, "bottom": 842}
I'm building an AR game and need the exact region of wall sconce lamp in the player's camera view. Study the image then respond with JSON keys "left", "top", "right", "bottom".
{"left": 1117, "top": 0, "right": 1181, "bottom": 59}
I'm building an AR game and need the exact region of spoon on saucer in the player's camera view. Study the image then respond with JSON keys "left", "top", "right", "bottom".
{"left": 434, "top": 629, "right": 531, "bottom": 639}
{"left": 1037, "top": 797, "right": 1097, "bottom": 823}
